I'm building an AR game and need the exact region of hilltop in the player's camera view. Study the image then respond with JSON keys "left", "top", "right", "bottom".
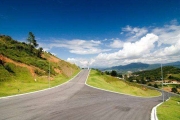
{"left": 0, "top": 35, "right": 80, "bottom": 97}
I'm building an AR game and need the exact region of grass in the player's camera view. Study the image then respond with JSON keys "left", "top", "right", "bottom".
{"left": 87, "top": 70, "right": 161, "bottom": 97}
{"left": 0, "top": 66, "right": 80, "bottom": 97}
{"left": 157, "top": 96, "right": 180, "bottom": 120}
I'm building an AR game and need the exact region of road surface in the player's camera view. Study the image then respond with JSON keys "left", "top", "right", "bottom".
{"left": 0, "top": 69, "right": 167, "bottom": 120}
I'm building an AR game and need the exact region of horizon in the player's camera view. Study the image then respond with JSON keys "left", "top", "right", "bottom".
{"left": 1, "top": 0, "right": 180, "bottom": 68}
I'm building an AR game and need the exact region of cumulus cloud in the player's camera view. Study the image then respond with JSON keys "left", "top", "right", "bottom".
{"left": 94, "top": 23, "right": 180, "bottom": 67}
{"left": 67, "top": 58, "right": 95, "bottom": 68}
{"left": 109, "top": 39, "right": 124, "bottom": 48}
{"left": 152, "top": 24, "right": 180, "bottom": 46}
{"left": 97, "top": 33, "right": 158, "bottom": 60}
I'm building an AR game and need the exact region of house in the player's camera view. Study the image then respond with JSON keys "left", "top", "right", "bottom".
{"left": 171, "top": 81, "right": 178, "bottom": 84}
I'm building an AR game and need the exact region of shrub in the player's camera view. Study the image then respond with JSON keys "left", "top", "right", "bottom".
{"left": 148, "top": 83, "right": 152, "bottom": 86}
{"left": 171, "top": 87, "right": 178, "bottom": 93}
{"left": 4, "top": 64, "right": 14, "bottom": 73}
{"left": 154, "top": 83, "right": 158, "bottom": 88}
{"left": 111, "top": 70, "right": 117, "bottom": 76}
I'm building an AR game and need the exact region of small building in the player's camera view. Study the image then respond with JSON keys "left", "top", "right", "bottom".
{"left": 171, "top": 81, "right": 178, "bottom": 84}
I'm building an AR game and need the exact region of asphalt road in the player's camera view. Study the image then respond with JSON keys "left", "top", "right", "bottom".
{"left": 0, "top": 69, "right": 168, "bottom": 120}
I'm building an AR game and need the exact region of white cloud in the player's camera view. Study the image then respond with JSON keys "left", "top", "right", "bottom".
{"left": 122, "top": 25, "right": 148, "bottom": 38}
{"left": 109, "top": 39, "right": 124, "bottom": 48}
{"left": 97, "top": 33, "right": 158, "bottom": 60}
{"left": 47, "top": 39, "right": 110, "bottom": 55}
{"left": 67, "top": 58, "right": 95, "bottom": 68}
{"left": 41, "top": 21, "right": 180, "bottom": 68}
{"left": 152, "top": 24, "right": 180, "bottom": 46}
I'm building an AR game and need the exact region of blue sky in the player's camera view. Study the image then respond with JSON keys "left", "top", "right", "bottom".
{"left": 1, "top": 0, "right": 180, "bottom": 68}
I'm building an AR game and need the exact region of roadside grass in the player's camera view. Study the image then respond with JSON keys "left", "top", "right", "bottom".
{"left": 87, "top": 70, "right": 161, "bottom": 97}
{"left": 157, "top": 96, "right": 180, "bottom": 120}
{"left": 0, "top": 66, "right": 80, "bottom": 97}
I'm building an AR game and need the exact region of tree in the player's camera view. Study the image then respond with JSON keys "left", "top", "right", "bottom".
{"left": 27, "top": 32, "right": 38, "bottom": 48}
{"left": 37, "top": 47, "right": 43, "bottom": 58}
{"left": 141, "top": 79, "right": 146, "bottom": 84}
{"left": 153, "top": 83, "right": 158, "bottom": 88}
{"left": 171, "top": 87, "right": 178, "bottom": 93}
{"left": 105, "top": 71, "right": 110, "bottom": 75}
{"left": 111, "top": 70, "right": 117, "bottom": 77}
{"left": 148, "top": 83, "right": 152, "bottom": 86}
{"left": 118, "top": 74, "right": 123, "bottom": 78}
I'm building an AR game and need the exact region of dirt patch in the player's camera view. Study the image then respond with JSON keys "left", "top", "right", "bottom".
{"left": 163, "top": 87, "right": 172, "bottom": 92}
{"left": 0, "top": 54, "right": 43, "bottom": 77}
{"left": 54, "top": 68, "right": 62, "bottom": 74}
{"left": 42, "top": 54, "right": 60, "bottom": 63}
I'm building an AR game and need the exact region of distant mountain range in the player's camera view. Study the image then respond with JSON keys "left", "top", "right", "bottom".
{"left": 103, "top": 61, "right": 180, "bottom": 73}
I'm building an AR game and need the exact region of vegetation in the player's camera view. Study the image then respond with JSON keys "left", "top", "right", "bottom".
{"left": 131, "top": 66, "right": 180, "bottom": 82}
{"left": 87, "top": 70, "right": 161, "bottom": 97}
{"left": 27, "top": 32, "right": 38, "bottom": 48}
{"left": 157, "top": 96, "right": 180, "bottom": 120}
{"left": 110, "top": 70, "right": 117, "bottom": 76}
{"left": 0, "top": 34, "right": 80, "bottom": 97}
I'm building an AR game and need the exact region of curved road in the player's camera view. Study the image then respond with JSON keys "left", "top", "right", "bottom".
{"left": 0, "top": 69, "right": 167, "bottom": 120}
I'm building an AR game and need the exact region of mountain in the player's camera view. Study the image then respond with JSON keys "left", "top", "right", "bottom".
{"left": 111, "top": 62, "right": 149, "bottom": 70}
{"left": 165, "top": 61, "right": 180, "bottom": 68}
{"left": 104, "top": 62, "right": 180, "bottom": 73}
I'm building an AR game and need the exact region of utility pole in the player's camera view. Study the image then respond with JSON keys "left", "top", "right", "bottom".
{"left": 49, "top": 61, "right": 50, "bottom": 88}
{"left": 161, "top": 63, "right": 164, "bottom": 102}
{"left": 87, "top": 62, "right": 89, "bottom": 70}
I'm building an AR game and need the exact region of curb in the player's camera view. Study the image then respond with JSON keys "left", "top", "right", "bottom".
{"left": 151, "top": 97, "right": 170, "bottom": 120}
{"left": 0, "top": 70, "right": 81, "bottom": 99}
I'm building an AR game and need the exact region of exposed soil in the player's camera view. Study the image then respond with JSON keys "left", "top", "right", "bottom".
{"left": 0, "top": 54, "right": 43, "bottom": 77}
{"left": 42, "top": 53, "right": 60, "bottom": 63}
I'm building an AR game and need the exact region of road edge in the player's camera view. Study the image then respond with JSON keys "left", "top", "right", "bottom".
{"left": 0, "top": 70, "right": 82, "bottom": 99}
{"left": 151, "top": 97, "right": 170, "bottom": 120}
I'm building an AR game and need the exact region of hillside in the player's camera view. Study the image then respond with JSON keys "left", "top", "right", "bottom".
{"left": 130, "top": 66, "right": 180, "bottom": 93}
{"left": 111, "top": 62, "right": 149, "bottom": 71}
{"left": 0, "top": 35, "right": 80, "bottom": 97}
{"left": 132, "top": 66, "right": 180, "bottom": 81}
{"left": 104, "top": 62, "right": 180, "bottom": 72}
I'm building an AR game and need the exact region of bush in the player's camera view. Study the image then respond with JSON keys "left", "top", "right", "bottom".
{"left": 34, "top": 69, "right": 44, "bottom": 76}
{"left": 148, "top": 83, "right": 152, "bottom": 86}
{"left": 154, "top": 83, "right": 158, "bottom": 88}
{"left": 171, "top": 87, "right": 178, "bottom": 93}
{"left": 4, "top": 64, "right": 14, "bottom": 73}
{"left": 111, "top": 70, "right": 117, "bottom": 76}
{"left": 0, "top": 59, "right": 5, "bottom": 65}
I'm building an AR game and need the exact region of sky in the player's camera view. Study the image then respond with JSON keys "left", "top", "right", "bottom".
{"left": 1, "top": 0, "right": 180, "bottom": 68}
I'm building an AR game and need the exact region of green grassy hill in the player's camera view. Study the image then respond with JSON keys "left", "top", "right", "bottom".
{"left": 87, "top": 70, "right": 161, "bottom": 97}
{"left": 0, "top": 35, "right": 80, "bottom": 97}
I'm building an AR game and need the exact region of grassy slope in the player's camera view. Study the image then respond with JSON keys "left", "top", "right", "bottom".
{"left": 87, "top": 70, "right": 161, "bottom": 97}
{"left": 157, "top": 96, "right": 180, "bottom": 120}
{"left": 0, "top": 35, "right": 80, "bottom": 97}
{"left": 0, "top": 68, "right": 79, "bottom": 97}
